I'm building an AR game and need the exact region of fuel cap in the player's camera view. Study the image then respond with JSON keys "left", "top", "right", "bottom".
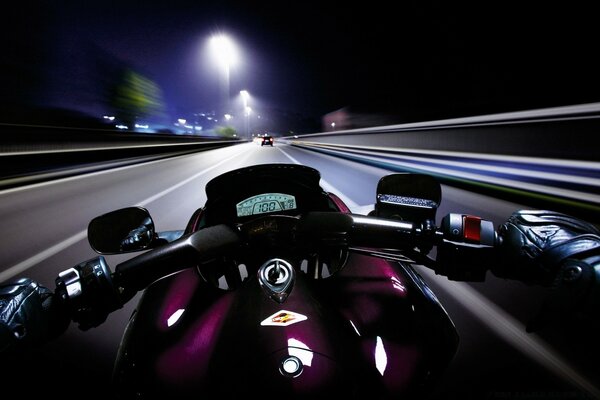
{"left": 279, "top": 355, "right": 303, "bottom": 378}
{"left": 258, "top": 258, "right": 295, "bottom": 303}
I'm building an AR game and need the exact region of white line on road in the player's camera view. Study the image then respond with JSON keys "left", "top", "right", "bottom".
{"left": 133, "top": 146, "right": 253, "bottom": 206}
{"left": 277, "top": 147, "right": 360, "bottom": 209}
{"left": 0, "top": 147, "right": 249, "bottom": 283}
{"left": 0, "top": 231, "right": 87, "bottom": 284}
{"left": 0, "top": 150, "right": 196, "bottom": 196}
{"left": 418, "top": 267, "right": 600, "bottom": 398}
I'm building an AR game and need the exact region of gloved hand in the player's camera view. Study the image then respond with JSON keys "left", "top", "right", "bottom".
{"left": 492, "top": 210, "right": 600, "bottom": 285}
{"left": 0, "top": 278, "right": 70, "bottom": 353}
{"left": 492, "top": 210, "right": 600, "bottom": 331}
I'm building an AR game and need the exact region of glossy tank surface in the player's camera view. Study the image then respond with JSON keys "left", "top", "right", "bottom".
{"left": 113, "top": 252, "right": 458, "bottom": 398}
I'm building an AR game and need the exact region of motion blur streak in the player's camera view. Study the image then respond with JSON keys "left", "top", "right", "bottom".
{"left": 0, "top": 230, "right": 86, "bottom": 283}
{"left": 418, "top": 267, "right": 600, "bottom": 398}
{"left": 0, "top": 146, "right": 249, "bottom": 283}
{"left": 278, "top": 147, "right": 359, "bottom": 208}
{"left": 133, "top": 146, "right": 251, "bottom": 206}
{"left": 296, "top": 144, "right": 600, "bottom": 204}
{"left": 0, "top": 150, "right": 196, "bottom": 196}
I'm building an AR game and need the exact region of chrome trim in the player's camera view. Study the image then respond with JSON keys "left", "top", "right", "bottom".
{"left": 258, "top": 258, "right": 295, "bottom": 303}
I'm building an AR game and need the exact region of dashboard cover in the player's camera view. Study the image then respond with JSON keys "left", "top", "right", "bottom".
{"left": 202, "top": 164, "right": 332, "bottom": 226}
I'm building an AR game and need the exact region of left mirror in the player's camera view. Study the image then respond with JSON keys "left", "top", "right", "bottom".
{"left": 88, "top": 206, "right": 155, "bottom": 254}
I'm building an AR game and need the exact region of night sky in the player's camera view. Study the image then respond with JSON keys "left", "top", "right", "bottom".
{"left": 2, "top": 0, "right": 600, "bottom": 132}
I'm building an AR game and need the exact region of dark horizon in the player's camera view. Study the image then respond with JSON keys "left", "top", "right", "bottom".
{"left": 2, "top": 1, "right": 600, "bottom": 133}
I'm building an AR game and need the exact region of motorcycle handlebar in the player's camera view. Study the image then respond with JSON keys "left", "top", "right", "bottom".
{"left": 296, "top": 212, "right": 428, "bottom": 248}
{"left": 298, "top": 211, "right": 496, "bottom": 249}
{"left": 114, "top": 224, "right": 241, "bottom": 297}
{"left": 56, "top": 211, "right": 499, "bottom": 329}
{"left": 55, "top": 224, "right": 240, "bottom": 329}
{"left": 298, "top": 212, "right": 498, "bottom": 281}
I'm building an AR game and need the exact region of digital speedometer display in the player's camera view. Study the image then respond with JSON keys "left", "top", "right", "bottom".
{"left": 236, "top": 193, "right": 297, "bottom": 217}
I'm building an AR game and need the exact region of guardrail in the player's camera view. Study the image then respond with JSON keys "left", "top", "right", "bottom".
{"left": 284, "top": 103, "right": 600, "bottom": 161}
{"left": 0, "top": 123, "right": 242, "bottom": 189}
{"left": 283, "top": 103, "right": 600, "bottom": 221}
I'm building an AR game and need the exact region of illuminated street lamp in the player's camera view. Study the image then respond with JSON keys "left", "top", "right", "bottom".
{"left": 240, "top": 90, "right": 249, "bottom": 104}
{"left": 210, "top": 34, "right": 238, "bottom": 115}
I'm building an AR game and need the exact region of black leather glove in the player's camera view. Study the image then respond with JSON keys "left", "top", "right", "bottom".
{"left": 492, "top": 210, "right": 600, "bottom": 285}
{"left": 0, "top": 278, "right": 70, "bottom": 353}
{"left": 492, "top": 210, "right": 600, "bottom": 332}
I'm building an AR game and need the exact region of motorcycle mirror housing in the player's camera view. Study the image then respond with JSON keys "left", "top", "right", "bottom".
{"left": 88, "top": 206, "right": 156, "bottom": 254}
{"left": 374, "top": 173, "right": 441, "bottom": 223}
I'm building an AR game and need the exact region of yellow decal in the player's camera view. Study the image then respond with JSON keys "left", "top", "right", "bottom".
{"left": 261, "top": 310, "right": 308, "bottom": 327}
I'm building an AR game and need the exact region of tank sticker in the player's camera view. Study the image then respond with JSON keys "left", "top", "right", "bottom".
{"left": 260, "top": 310, "right": 308, "bottom": 327}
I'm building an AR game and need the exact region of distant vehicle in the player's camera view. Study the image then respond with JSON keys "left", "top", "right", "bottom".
{"left": 261, "top": 136, "right": 274, "bottom": 146}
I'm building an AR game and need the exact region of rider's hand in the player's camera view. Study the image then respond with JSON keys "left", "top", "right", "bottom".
{"left": 0, "top": 278, "right": 70, "bottom": 353}
{"left": 492, "top": 210, "right": 600, "bottom": 285}
{"left": 492, "top": 210, "right": 600, "bottom": 331}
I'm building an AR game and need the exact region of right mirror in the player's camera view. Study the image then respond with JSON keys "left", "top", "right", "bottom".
{"left": 374, "top": 173, "right": 441, "bottom": 223}
{"left": 88, "top": 206, "right": 155, "bottom": 254}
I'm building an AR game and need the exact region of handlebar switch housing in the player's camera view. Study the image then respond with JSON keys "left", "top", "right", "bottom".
{"left": 55, "top": 256, "right": 121, "bottom": 330}
{"left": 436, "top": 214, "right": 497, "bottom": 281}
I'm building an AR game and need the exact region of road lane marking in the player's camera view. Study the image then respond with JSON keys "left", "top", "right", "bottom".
{"left": 418, "top": 267, "right": 600, "bottom": 398}
{"left": 0, "top": 231, "right": 87, "bottom": 284}
{"left": 134, "top": 146, "right": 253, "bottom": 206}
{"left": 277, "top": 147, "right": 360, "bottom": 209}
{"left": 0, "top": 146, "right": 249, "bottom": 282}
{"left": 0, "top": 145, "right": 245, "bottom": 196}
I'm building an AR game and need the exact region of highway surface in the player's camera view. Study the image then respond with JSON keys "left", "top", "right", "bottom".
{"left": 0, "top": 142, "right": 597, "bottom": 399}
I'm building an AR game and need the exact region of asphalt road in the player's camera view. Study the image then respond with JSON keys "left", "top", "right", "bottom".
{"left": 0, "top": 142, "right": 598, "bottom": 399}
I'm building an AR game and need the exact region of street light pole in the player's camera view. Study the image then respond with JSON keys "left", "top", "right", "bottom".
{"left": 210, "top": 34, "right": 237, "bottom": 117}
{"left": 245, "top": 106, "right": 252, "bottom": 141}
{"left": 240, "top": 90, "right": 250, "bottom": 141}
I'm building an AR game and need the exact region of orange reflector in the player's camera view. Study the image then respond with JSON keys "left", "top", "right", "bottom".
{"left": 463, "top": 215, "right": 481, "bottom": 242}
